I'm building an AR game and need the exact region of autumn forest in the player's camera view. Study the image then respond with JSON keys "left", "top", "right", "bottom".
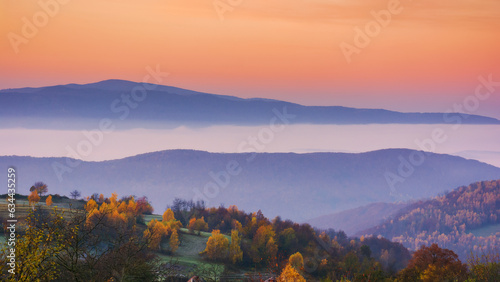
{"left": 0, "top": 179, "right": 499, "bottom": 281}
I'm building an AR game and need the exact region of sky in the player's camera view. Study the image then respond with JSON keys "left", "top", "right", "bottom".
{"left": 1, "top": 0, "right": 500, "bottom": 117}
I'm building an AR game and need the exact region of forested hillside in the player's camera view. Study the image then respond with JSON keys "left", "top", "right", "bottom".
{"left": 2, "top": 188, "right": 499, "bottom": 281}
{"left": 363, "top": 180, "right": 500, "bottom": 259}
{"left": 308, "top": 202, "right": 409, "bottom": 236}
{"left": 3, "top": 149, "right": 500, "bottom": 222}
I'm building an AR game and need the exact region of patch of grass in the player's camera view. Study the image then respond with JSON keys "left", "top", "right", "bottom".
{"left": 143, "top": 214, "right": 162, "bottom": 224}
{"left": 156, "top": 231, "right": 223, "bottom": 271}
{"left": 175, "top": 231, "right": 210, "bottom": 258}
{"left": 179, "top": 228, "right": 212, "bottom": 238}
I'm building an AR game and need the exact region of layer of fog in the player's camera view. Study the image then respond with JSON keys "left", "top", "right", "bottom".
{"left": 1, "top": 124, "right": 499, "bottom": 167}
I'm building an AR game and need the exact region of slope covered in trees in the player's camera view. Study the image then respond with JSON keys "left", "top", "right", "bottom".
{"left": 2, "top": 189, "right": 499, "bottom": 281}
{"left": 362, "top": 180, "right": 500, "bottom": 260}
{"left": 1, "top": 191, "right": 413, "bottom": 281}
{"left": 308, "top": 202, "right": 410, "bottom": 236}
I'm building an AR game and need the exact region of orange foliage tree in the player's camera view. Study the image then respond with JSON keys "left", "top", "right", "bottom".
{"left": 163, "top": 208, "right": 175, "bottom": 222}
{"left": 162, "top": 208, "right": 182, "bottom": 230}
{"left": 28, "top": 190, "right": 40, "bottom": 209}
{"left": 85, "top": 199, "right": 98, "bottom": 212}
{"left": 45, "top": 195, "right": 53, "bottom": 207}
{"left": 143, "top": 219, "right": 170, "bottom": 250}
{"left": 188, "top": 217, "right": 208, "bottom": 235}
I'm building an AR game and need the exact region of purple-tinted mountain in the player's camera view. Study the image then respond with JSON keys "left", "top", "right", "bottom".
{"left": 1, "top": 149, "right": 499, "bottom": 221}
{"left": 1, "top": 80, "right": 499, "bottom": 129}
{"left": 307, "top": 202, "right": 410, "bottom": 236}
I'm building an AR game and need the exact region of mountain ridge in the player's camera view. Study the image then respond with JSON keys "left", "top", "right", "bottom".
{"left": 1, "top": 148, "right": 499, "bottom": 222}
{"left": 1, "top": 79, "right": 499, "bottom": 129}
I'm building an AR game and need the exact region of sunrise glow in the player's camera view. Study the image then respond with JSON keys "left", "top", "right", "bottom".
{"left": 1, "top": 0, "right": 499, "bottom": 116}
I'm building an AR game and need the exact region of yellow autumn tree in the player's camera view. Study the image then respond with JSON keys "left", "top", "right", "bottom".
{"left": 45, "top": 195, "right": 53, "bottom": 206}
{"left": 278, "top": 263, "right": 306, "bottom": 282}
{"left": 250, "top": 225, "right": 277, "bottom": 265}
{"left": 232, "top": 219, "right": 243, "bottom": 234}
{"left": 163, "top": 208, "right": 175, "bottom": 222}
{"left": 85, "top": 199, "right": 98, "bottom": 212}
{"left": 98, "top": 193, "right": 104, "bottom": 203}
{"left": 1, "top": 208, "right": 65, "bottom": 281}
{"left": 144, "top": 219, "right": 169, "bottom": 250}
{"left": 162, "top": 208, "right": 182, "bottom": 231}
{"left": 203, "top": 230, "right": 229, "bottom": 261}
{"left": 229, "top": 229, "right": 243, "bottom": 264}
{"left": 289, "top": 252, "right": 304, "bottom": 271}
{"left": 169, "top": 229, "right": 180, "bottom": 253}
{"left": 117, "top": 201, "right": 128, "bottom": 213}
{"left": 109, "top": 192, "right": 118, "bottom": 208}
{"left": 126, "top": 197, "right": 137, "bottom": 216}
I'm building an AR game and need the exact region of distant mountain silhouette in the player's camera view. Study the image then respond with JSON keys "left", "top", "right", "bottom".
{"left": 306, "top": 202, "right": 410, "bottom": 236}
{"left": 1, "top": 79, "right": 499, "bottom": 129}
{"left": 1, "top": 149, "right": 499, "bottom": 221}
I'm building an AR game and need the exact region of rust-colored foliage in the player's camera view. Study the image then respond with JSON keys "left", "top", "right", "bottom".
{"left": 28, "top": 190, "right": 40, "bottom": 207}
{"left": 45, "top": 195, "right": 53, "bottom": 207}
{"left": 398, "top": 243, "right": 468, "bottom": 282}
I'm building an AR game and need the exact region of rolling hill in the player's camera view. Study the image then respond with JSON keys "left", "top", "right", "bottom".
{"left": 360, "top": 180, "right": 500, "bottom": 260}
{"left": 1, "top": 79, "right": 499, "bottom": 129}
{"left": 1, "top": 149, "right": 499, "bottom": 222}
{"left": 307, "top": 202, "right": 410, "bottom": 236}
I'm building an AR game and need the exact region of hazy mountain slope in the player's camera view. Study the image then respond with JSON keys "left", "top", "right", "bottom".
{"left": 307, "top": 202, "right": 410, "bottom": 236}
{"left": 1, "top": 80, "right": 499, "bottom": 129}
{"left": 1, "top": 149, "right": 499, "bottom": 222}
{"left": 360, "top": 180, "right": 500, "bottom": 260}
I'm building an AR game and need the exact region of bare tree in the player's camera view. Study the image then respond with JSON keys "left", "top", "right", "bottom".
{"left": 31, "top": 181, "right": 48, "bottom": 196}
{"left": 70, "top": 190, "right": 81, "bottom": 200}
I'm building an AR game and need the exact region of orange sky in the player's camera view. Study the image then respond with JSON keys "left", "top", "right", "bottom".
{"left": 1, "top": 0, "right": 500, "bottom": 117}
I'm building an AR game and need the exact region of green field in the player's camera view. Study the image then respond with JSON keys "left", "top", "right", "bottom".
{"left": 155, "top": 227, "right": 229, "bottom": 279}
{"left": 143, "top": 213, "right": 162, "bottom": 223}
